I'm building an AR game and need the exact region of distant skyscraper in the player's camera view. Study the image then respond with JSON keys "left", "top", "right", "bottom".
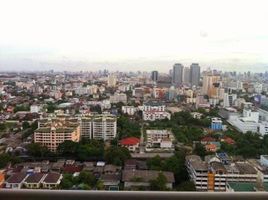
{"left": 183, "top": 67, "right": 190, "bottom": 84}
{"left": 190, "top": 63, "right": 200, "bottom": 87}
{"left": 169, "top": 69, "right": 173, "bottom": 77}
{"left": 172, "top": 63, "right": 183, "bottom": 85}
{"left": 151, "top": 71, "right": 159, "bottom": 82}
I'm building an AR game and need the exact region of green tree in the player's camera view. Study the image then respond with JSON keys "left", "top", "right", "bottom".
{"left": 46, "top": 103, "right": 57, "bottom": 113}
{"left": 104, "top": 146, "right": 130, "bottom": 166}
{"left": 147, "top": 155, "right": 163, "bottom": 170}
{"left": 163, "top": 151, "right": 188, "bottom": 184}
{"left": 57, "top": 141, "right": 78, "bottom": 157}
{"left": 78, "top": 171, "right": 96, "bottom": 187}
{"left": 117, "top": 116, "right": 141, "bottom": 138}
{"left": 77, "top": 142, "right": 104, "bottom": 160}
{"left": 22, "top": 121, "right": 30, "bottom": 130}
{"left": 26, "top": 143, "right": 50, "bottom": 157}
{"left": 193, "top": 143, "right": 206, "bottom": 159}
{"left": 60, "top": 174, "right": 74, "bottom": 189}
{"left": 176, "top": 181, "right": 196, "bottom": 191}
{"left": 96, "top": 180, "right": 105, "bottom": 190}
{"left": 149, "top": 172, "right": 168, "bottom": 191}
{"left": 0, "top": 153, "right": 21, "bottom": 168}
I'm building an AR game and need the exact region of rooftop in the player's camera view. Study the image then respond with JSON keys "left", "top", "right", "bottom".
{"left": 6, "top": 173, "right": 28, "bottom": 184}
{"left": 122, "top": 170, "right": 175, "bottom": 183}
{"left": 24, "top": 173, "right": 45, "bottom": 183}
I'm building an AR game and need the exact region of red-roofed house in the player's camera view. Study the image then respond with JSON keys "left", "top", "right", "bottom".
{"left": 120, "top": 137, "right": 140, "bottom": 152}
{"left": 205, "top": 143, "right": 217, "bottom": 152}
{"left": 201, "top": 136, "right": 216, "bottom": 145}
{"left": 62, "top": 165, "right": 83, "bottom": 174}
{"left": 221, "top": 136, "right": 235, "bottom": 145}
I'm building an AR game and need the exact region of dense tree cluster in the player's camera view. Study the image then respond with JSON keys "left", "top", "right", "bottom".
{"left": 146, "top": 150, "right": 189, "bottom": 186}
{"left": 27, "top": 139, "right": 131, "bottom": 164}
{"left": 104, "top": 146, "right": 131, "bottom": 166}
{"left": 57, "top": 140, "right": 104, "bottom": 160}
{"left": 117, "top": 116, "right": 141, "bottom": 139}
{"left": 0, "top": 153, "right": 21, "bottom": 168}
{"left": 60, "top": 171, "right": 104, "bottom": 190}
{"left": 146, "top": 111, "right": 210, "bottom": 144}
{"left": 221, "top": 131, "right": 268, "bottom": 158}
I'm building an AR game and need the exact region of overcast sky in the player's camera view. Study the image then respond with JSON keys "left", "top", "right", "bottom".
{"left": 1, "top": 0, "right": 268, "bottom": 72}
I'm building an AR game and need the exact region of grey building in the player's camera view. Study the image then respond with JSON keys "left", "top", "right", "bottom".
{"left": 190, "top": 63, "right": 201, "bottom": 87}
{"left": 172, "top": 63, "right": 184, "bottom": 85}
{"left": 151, "top": 71, "right": 158, "bottom": 82}
{"left": 183, "top": 67, "right": 190, "bottom": 84}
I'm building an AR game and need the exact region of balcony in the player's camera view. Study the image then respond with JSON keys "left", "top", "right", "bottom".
{"left": 0, "top": 190, "right": 268, "bottom": 200}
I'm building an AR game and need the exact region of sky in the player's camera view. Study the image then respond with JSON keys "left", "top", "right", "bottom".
{"left": 1, "top": 0, "right": 268, "bottom": 72}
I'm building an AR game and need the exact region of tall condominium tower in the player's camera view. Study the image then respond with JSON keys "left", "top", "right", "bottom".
{"left": 190, "top": 63, "right": 201, "bottom": 87}
{"left": 151, "top": 71, "right": 159, "bottom": 82}
{"left": 172, "top": 63, "right": 184, "bottom": 85}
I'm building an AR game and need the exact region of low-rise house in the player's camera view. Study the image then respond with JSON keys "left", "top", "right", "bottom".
{"left": 145, "top": 130, "right": 175, "bottom": 151}
{"left": 201, "top": 136, "right": 216, "bottom": 145}
{"left": 205, "top": 143, "right": 217, "bottom": 152}
{"left": 221, "top": 136, "right": 235, "bottom": 145}
{"left": 83, "top": 162, "right": 95, "bottom": 172}
{"left": 101, "top": 174, "right": 120, "bottom": 190}
{"left": 191, "top": 112, "right": 203, "bottom": 119}
{"left": 104, "top": 164, "right": 121, "bottom": 174}
{"left": 62, "top": 165, "right": 83, "bottom": 174}
{"left": 93, "top": 166, "right": 104, "bottom": 178}
{"left": 50, "top": 160, "right": 65, "bottom": 172}
{"left": 120, "top": 137, "right": 140, "bottom": 152}
{"left": 42, "top": 172, "right": 62, "bottom": 189}
{"left": 122, "top": 170, "right": 175, "bottom": 189}
{"left": 5, "top": 173, "right": 28, "bottom": 189}
{"left": 124, "top": 159, "right": 137, "bottom": 170}
{"left": 23, "top": 173, "right": 46, "bottom": 189}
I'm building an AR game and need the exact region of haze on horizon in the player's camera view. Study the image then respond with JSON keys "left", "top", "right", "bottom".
{"left": 1, "top": 0, "right": 268, "bottom": 72}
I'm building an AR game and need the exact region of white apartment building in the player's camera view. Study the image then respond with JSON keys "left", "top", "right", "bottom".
{"left": 186, "top": 155, "right": 258, "bottom": 192}
{"left": 80, "top": 117, "right": 92, "bottom": 139}
{"left": 92, "top": 115, "right": 117, "bottom": 140}
{"left": 122, "top": 106, "right": 137, "bottom": 115}
{"left": 223, "top": 93, "right": 237, "bottom": 108}
{"left": 80, "top": 114, "right": 117, "bottom": 140}
{"left": 30, "top": 105, "right": 41, "bottom": 113}
{"left": 259, "top": 122, "right": 268, "bottom": 136}
{"left": 110, "top": 93, "right": 127, "bottom": 104}
{"left": 141, "top": 100, "right": 171, "bottom": 121}
{"left": 146, "top": 130, "right": 174, "bottom": 150}
{"left": 228, "top": 108, "right": 261, "bottom": 133}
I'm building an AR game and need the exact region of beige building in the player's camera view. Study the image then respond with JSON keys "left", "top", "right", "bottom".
{"left": 107, "top": 74, "right": 117, "bottom": 87}
{"left": 202, "top": 75, "right": 221, "bottom": 98}
{"left": 34, "top": 119, "right": 80, "bottom": 152}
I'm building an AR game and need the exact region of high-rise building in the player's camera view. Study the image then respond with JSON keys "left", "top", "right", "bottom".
{"left": 202, "top": 75, "right": 221, "bottom": 98}
{"left": 92, "top": 115, "right": 117, "bottom": 140}
{"left": 107, "top": 74, "right": 117, "bottom": 87}
{"left": 223, "top": 93, "right": 237, "bottom": 108}
{"left": 172, "top": 63, "right": 184, "bottom": 85}
{"left": 183, "top": 67, "right": 190, "bottom": 84}
{"left": 151, "top": 71, "right": 159, "bottom": 82}
{"left": 80, "top": 114, "right": 117, "bottom": 140}
{"left": 190, "top": 63, "right": 200, "bottom": 87}
{"left": 34, "top": 119, "right": 81, "bottom": 152}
